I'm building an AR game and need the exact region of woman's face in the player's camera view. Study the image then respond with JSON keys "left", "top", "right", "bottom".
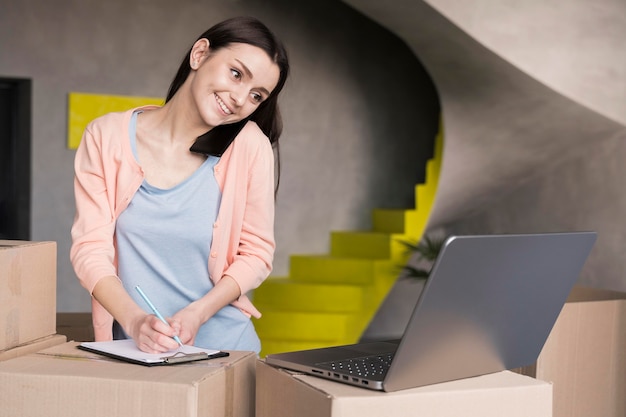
{"left": 188, "top": 41, "right": 280, "bottom": 129}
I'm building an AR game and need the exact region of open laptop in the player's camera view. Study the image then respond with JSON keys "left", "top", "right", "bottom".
{"left": 265, "top": 232, "right": 597, "bottom": 392}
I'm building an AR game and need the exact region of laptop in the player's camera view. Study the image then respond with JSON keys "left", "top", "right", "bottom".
{"left": 265, "top": 232, "right": 597, "bottom": 392}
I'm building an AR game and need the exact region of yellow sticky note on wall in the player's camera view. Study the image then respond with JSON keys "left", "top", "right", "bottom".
{"left": 67, "top": 92, "right": 164, "bottom": 149}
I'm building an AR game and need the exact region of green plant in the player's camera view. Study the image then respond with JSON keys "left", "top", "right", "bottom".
{"left": 397, "top": 232, "right": 447, "bottom": 281}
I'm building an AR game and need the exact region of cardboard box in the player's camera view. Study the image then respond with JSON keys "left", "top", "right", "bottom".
{"left": 256, "top": 360, "right": 552, "bottom": 417}
{"left": 56, "top": 312, "right": 94, "bottom": 342}
{"left": 0, "top": 334, "right": 66, "bottom": 362}
{"left": 0, "top": 342, "right": 256, "bottom": 417}
{"left": 0, "top": 240, "right": 57, "bottom": 350}
{"left": 517, "top": 286, "right": 626, "bottom": 417}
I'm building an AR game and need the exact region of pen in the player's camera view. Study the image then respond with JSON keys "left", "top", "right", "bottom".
{"left": 135, "top": 285, "right": 183, "bottom": 347}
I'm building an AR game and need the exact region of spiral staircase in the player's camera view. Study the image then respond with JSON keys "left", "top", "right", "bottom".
{"left": 255, "top": 128, "right": 442, "bottom": 357}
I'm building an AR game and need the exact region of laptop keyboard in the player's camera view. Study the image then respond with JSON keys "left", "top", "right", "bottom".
{"left": 315, "top": 353, "right": 395, "bottom": 378}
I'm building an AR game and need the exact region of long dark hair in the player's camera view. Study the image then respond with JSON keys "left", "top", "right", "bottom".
{"left": 166, "top": 17, "right": 289, "bottom": 188}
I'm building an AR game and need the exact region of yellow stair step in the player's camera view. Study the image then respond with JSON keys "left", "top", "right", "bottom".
{"left": 255, "top": 311, "right": 362, "bottom": 341}
{"left": 253, "top": 278, "right": 366, "bottom": 313}
{"left": 415, "top": 183, "right": 436, "bottom": 210}
{"left": 372, "top": 209, "right": 407, "bottom": 233}
{"left": 403, "top": 209, "right": 430, "bottom": 241}
{"left": 329, "top": 231, "right": 393, "bottom": 259}
{"left": 289, "top": 255, "right": 395, "bottom": 284}
{"left": 371, "top": 209, "right": 429, "bottom": 241}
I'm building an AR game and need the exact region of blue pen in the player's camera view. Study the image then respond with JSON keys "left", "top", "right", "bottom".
{"left": 135, "top": 285, "right": 183, "bottom": 346}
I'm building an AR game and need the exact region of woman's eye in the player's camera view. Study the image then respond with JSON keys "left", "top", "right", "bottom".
{"left": 230, "top": 69, "right": 241, "bottom": 79}
{"left": 251, "top": 93, "right": 263, "bottom": 103}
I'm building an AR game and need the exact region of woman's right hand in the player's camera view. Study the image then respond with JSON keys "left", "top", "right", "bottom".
{"left": 91, "top": 276, "right": 182, "bottom": 353}
{"left": 127, "top": 313, "right": 182, "bottom": 353}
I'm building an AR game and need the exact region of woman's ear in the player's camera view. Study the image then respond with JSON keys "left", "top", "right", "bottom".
{"left": 189, "top": 38, "right": 210, "bottom": 70}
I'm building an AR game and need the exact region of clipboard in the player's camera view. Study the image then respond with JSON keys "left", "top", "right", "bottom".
{"left": 78, "top": 339, "right": 229, "bottom": 366}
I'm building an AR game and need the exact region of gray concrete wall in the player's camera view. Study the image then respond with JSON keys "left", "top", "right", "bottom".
{"left": 345, "top": 0, "right": 626, "bottom": 294}
{"left": 426, "top": 0, "right": 626, "bottom": 127}
{"left": 424, "top": 0, "right": 626, "bottom": 292}
{"left": 0, "top": 0, "right": 439, "bottom": 311}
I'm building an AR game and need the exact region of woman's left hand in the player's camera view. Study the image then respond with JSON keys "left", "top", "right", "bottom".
{"left": 171, "top": 303, "right": 206, "bottom": 346}
{"left": 171, "top": 275, "right": 242, "bottom": 345}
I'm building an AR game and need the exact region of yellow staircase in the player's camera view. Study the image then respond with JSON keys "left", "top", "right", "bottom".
{"left": 254, "top": 127, "right": 443, "bottom": 357}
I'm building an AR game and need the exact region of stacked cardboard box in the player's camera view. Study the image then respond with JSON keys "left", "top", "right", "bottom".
{"left": 0, "top": 240, "right": 258, "bottom": 417}
{"left": 0, "top": 240, "right": 66, "bottom": 360}
{"left": 516, "top": 285, "right": 626, "bottom": 417}
{"left": 256, "top": 360, "right": 552, "bottom": 417}
{"left": 0, "top": 334, "right": 67, "bottom": 361}
{"left": 0, "top": 342, "right": 256, "bottom": 417}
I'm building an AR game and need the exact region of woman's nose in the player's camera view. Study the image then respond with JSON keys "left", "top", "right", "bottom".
{"left": 230, "top": 86, "right": 247, "bottom": 107}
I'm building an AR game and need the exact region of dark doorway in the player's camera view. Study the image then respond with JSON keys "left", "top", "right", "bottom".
{"left": 0, "top": 77, "right": 31, "bottom": 240}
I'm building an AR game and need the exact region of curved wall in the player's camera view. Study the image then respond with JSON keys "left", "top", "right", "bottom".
{"left": 344, "top": 0, "right": 626, "bottom": 291}
{"left": 426, "top": 0, "right": 626, "bottom": 126}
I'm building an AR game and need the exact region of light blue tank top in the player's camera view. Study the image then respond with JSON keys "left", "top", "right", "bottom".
{"left": 115, "top": 111, "right": 260, "bottom": 353}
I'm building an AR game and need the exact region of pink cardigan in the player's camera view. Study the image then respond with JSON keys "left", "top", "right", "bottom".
{"left": 70, "top": 107, "right": 275, "bottom": 341}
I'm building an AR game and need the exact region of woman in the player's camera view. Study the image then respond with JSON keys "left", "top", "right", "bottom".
{"left": 70, "top": 16, "right": 290, "bottom": 354}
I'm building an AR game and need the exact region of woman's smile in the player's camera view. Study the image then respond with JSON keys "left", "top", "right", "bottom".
{"left": 215, "top": 93, "right": 233, "bottom": 115}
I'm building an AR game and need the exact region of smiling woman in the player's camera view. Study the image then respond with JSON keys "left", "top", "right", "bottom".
{"left": 182, "top": 41, "right": 280, "bottom": 131}
{"left": 70, "top": 16, "right": 290, "bottom": 355}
